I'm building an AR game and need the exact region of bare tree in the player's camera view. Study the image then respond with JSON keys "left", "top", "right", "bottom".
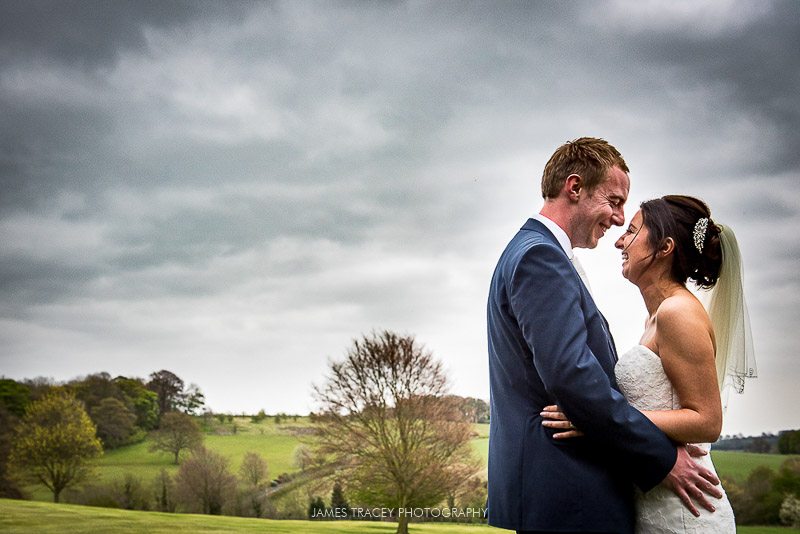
{"left": 239, "top": 451, "right": 269, "bottom": 517}
{"left": 149, "top": 411, "right": 202, "bottom": 464}
{"left": 175, "top": 446, "right": 237, "bottom": 515}
{"left": 313, "top": 330, "right": 479, "bottom": 534}
{"left": 146, "top": 370, "right": 183, "bottom": 417}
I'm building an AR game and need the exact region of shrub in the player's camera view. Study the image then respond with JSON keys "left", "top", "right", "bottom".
{"left": 67, "top": 474, "right": 149, "bottom": 510}
{"left": 730, "top": 466, "right": 783, "bottom": 524}
{"left": 780, "top": 494, "right": 800, "bottom": 528}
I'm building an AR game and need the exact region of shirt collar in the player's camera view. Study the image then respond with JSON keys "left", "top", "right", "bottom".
{"left": 533, "top": 213, "right": 573, "bottom": 259}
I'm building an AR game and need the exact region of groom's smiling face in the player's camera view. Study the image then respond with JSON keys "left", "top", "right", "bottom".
{"left": 572, "top": 165, "right": 630, "bottom": 249}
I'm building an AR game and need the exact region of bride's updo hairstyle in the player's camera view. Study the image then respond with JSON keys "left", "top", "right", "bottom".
{"left": 639, "top": 195, "right": 722, "bottom": 289}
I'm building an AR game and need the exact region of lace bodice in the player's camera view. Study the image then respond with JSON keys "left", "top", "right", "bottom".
{"left": 616, "top": 345, "right": 681, "bottom": 411}
{"left": 614, "top": 345, "right": 735, "bottom": 533}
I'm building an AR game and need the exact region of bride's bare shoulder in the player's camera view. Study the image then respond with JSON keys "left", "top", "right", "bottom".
{"left": 655, "top": 291, "right": 712, "bottom": 342}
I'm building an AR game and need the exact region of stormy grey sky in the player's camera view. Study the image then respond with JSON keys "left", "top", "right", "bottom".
{"left": 1, "top": 1, "right": 798, "bottom": 435}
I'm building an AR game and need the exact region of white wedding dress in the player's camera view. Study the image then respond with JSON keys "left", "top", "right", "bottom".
{"left": 615, "top": 345, "right": 736, "bottom": 533}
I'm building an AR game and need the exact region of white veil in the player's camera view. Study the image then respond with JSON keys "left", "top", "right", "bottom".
{"left": 698, "top": 224, "right": 757, "bottom": 399}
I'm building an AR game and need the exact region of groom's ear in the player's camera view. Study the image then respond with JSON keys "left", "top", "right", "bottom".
{"left": 659, "top": 237, "right": 676, "bottom": 258}
{"left": 565, "top": 174, "right": 582, "bottom": 201}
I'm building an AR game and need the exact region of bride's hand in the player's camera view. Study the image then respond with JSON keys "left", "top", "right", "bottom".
{"left": 540, "top": 405, "right": 584, "bottom": 439}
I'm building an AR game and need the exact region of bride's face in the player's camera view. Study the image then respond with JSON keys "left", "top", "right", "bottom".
{"left": 614, "top": 210, "right": 651, "bottom": 282}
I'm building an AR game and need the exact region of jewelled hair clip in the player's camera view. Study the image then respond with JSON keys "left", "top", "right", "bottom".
{"left": 693, "top": 217, "right": 709, "bottom": 253}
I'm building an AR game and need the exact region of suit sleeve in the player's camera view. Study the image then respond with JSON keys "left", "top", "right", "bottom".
{"left": 509, "top": 243, "right": 677, "bottom": 491}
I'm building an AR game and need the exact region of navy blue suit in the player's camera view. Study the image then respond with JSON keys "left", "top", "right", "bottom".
{"left": 487, "top": 219, "right": 677, "bottom": 533}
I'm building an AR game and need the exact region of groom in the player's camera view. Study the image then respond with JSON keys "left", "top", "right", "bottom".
{"left": 486, "top": 137, "right": 722, "bottom": 533}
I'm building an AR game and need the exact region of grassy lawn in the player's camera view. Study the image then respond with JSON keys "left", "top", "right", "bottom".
{"left": 0, "top": 499, "right": 491, "bottom": 533}
{"left": 711, "top": 451, "right": 799, "bottom": 483}
{"left": 3, "top": 499, "right": 796, "bottom": 533}
{"left": 19, "top": 416, "right": 800, "bottom": 533}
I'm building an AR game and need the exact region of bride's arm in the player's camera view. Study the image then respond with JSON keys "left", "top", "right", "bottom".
{"left": 542, "top": 297, "right": 722, "bottom": 444}
{"left": 643, "top": 297, "right": 722, "bottom": 444}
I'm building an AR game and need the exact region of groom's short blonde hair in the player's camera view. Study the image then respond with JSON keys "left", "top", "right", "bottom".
{"left": 541, "top": 137, "right": 629, "bottom": 199}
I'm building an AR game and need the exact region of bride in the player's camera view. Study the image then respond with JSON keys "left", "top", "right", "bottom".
{"left": 542, "top": 195, "right": 755, "bottom": 533}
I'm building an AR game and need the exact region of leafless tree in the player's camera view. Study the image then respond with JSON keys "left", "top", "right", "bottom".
{"left": 313, "top": 330, "right": 479, "bottom": 534}
{"left": 149, "top": 411, "right": 202, "bottom": 464}
{"left": 239, "top": 451, "right": 269, "bottom": 517}
{"left": 175, "top": 446, "right": 237, "bottom": 515}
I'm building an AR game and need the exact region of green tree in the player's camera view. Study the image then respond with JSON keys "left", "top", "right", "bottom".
{"left": 149, "top": 411, "right": 202, "bottom": 464}
{"left": 250, "top": 409, "right": 267, "bottom": 423}
{"left": 774, "top": 458, "right": 800, "bottom": 498}
{"left": 0, "top": 379, "right": 33, "bottom": 498}
{"left": 313, "top": 331, "right": 480, "bottom": 534}
{"left": 175, "top": 446, "right": 237, "bottom": 515}
{"left": 731, "top": 465, "right": 783, "bottom": 525}
{"left": 114, "top": 377, "right": 159, "bottom": 430}
{"left": 153, "top": 468, "right": 176, "bottom": 512}
{"left": 0, "top": 378, "right": 31, "bottom": 416}
{"left": 9, "top": 391, "right": 102, "bottom": 502}
{"left": 330, "top": 481, "right": 349, "bottom": 517}
{"left": 778, "top": 429, "right": 800, "bottom": 454}
{"left": 0, "top": 404, "right": 25, "bottom": 498}
{"left": 308, "top": 496, "right": 326, "bottom": 519}
{"left": 91, "top": 397, "right": 137, "bottom": 449}
{"left": 69, "top": 372, "right": 125, "bottom": 412}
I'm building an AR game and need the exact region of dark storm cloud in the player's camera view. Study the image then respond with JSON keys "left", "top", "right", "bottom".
{"left": 0, "top": 0, "right": 252, "bottom": 68}
{"left": 0, "top": 1, "right": 797, "bottom": 432}
{"left": 0, "top": 94, "right": 114, "bottom": 210}
{"left": 600, "top": 0, "right": 800, "bottom": 176}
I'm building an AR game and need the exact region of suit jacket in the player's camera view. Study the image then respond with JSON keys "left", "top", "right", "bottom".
{"left": 486, "top": 218, "right": 677, "bottom": 533}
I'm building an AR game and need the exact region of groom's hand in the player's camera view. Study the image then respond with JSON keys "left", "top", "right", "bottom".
{"left": 662, "top": 446, "right": 722, "bottom": 517}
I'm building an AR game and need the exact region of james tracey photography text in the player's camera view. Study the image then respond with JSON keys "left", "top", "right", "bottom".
{"left": 311, "top": 507, "right": 488, "bottom": 519}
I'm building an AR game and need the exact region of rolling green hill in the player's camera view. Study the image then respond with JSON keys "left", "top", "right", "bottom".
{"left": 26, "top": 416, "right": 311, "bottom": 502}
{"left": 19, "top": 416, "right": 799, "bottom": 533}
{"left": 24, "top": 417, "right": 797, "bottom": 503}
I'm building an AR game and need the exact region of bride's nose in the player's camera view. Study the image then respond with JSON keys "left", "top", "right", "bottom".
{"left": 615, "top": 235, "right": 625, "bottom": 249}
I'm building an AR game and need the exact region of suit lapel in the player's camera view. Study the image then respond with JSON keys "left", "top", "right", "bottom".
{"left": 600, "top": 312, "right": 619, "bottom": 363}
{"left": 523, "top": 218, "right": 619, "bottom": 364}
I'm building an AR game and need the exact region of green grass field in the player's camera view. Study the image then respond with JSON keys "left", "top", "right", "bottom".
{"left": 18, "top": 417, "right": 800, "bottom": 532}
{"left": 0, "top": 499, "right": 491, "bottom": 533}
{"left": 26, "top": 417, "right": 311, "bottom": 501}
{"left": 711, "top": 450, "right": 797, "bottom": 483}
{"left": 23, "top": 417, "right": 799, "bottom": 502}
{"left": 27, "top": 418, "right": 489, "bottom": 502}
{"left": 0, "top": 499, "right": 795, "bottom": 533}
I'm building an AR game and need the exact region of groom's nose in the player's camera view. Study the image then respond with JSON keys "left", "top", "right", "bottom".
{"left": 611, "top": 205, "right": 625, "bottom": 227}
